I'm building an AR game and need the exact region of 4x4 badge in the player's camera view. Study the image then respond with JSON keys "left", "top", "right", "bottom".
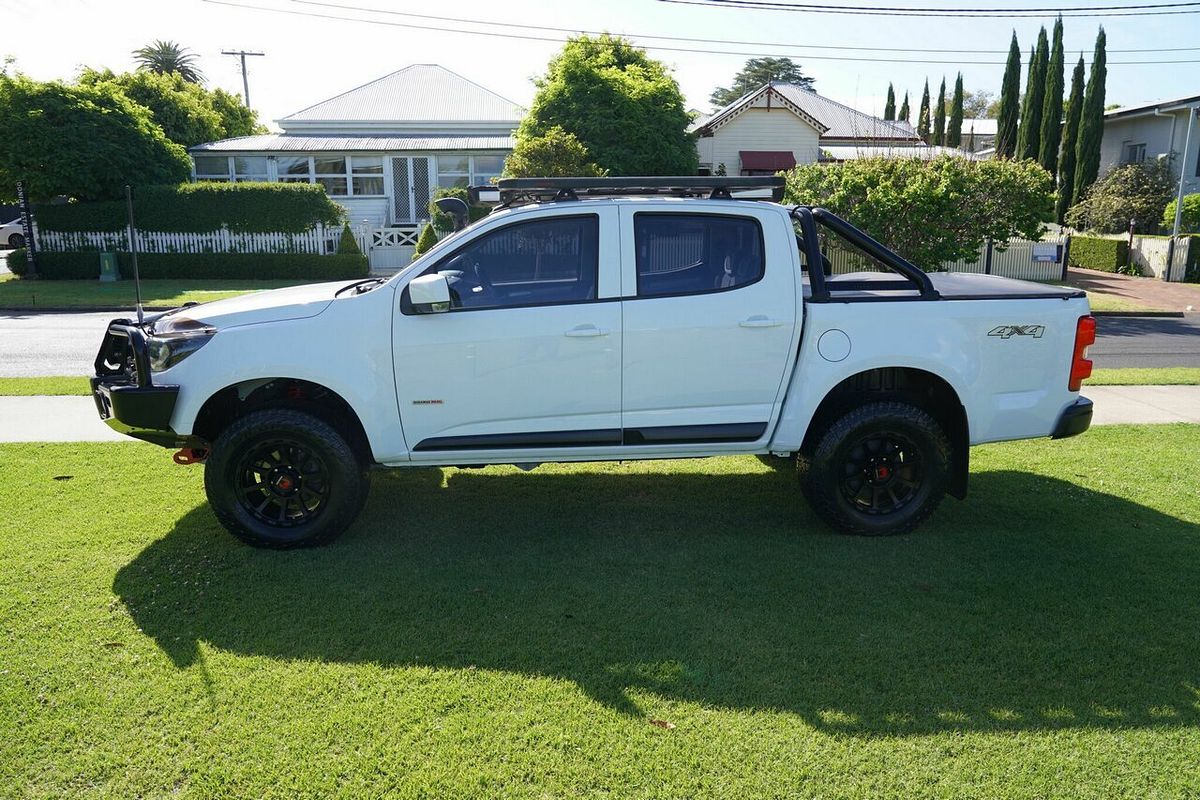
{"left": 988, "top": 324, "right": 1045, "bottom": 339}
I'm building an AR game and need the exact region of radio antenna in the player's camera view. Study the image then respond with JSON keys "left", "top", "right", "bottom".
{"left": 124, "top": 185, "right": 144, "bottom": 324}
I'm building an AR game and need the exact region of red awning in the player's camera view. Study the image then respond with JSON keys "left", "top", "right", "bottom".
{"left": 738, "top": 150, "right": 797, "bottom": 171}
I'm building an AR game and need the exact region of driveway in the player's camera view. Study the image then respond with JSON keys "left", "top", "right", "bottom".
{"left": 0, "top": 311, "right": 115, "bottom": 377}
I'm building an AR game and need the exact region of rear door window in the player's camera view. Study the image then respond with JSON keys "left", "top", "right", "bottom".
{"left": 634, "top": 214, "right": 764, "bottom": 298}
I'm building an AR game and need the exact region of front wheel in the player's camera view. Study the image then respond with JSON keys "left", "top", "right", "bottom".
{"left": 798, "top": 401, "right": 950, "bottom": 536}
{"left": 8, "top": 233, "right": 24, "bottom": 248}
{"left": 204, "top": 408, "right": 369, "bottom": 548}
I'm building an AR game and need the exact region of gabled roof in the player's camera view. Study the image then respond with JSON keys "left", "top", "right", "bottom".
{"left": 693, "top": 83, "right": 918, "bottom": 142}
{"left": 1104, "top": 94, "right": 1200, "bottom": 120}
{"left": 190, "top": 134, "right": 514, "bottom": 153}
{"left": 278, "top": 64, "right": 524, "bottom": 125}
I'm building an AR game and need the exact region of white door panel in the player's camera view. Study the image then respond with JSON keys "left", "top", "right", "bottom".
{"left": 619, "top": 207, "right": 799, "bottom": 437}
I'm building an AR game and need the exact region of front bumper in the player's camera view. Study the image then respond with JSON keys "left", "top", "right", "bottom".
{"left": 1051, "top": 396, "right": 1093, "bottom": 439}
{"left": 92, "top": 319, "right": 182, "bottom": 448}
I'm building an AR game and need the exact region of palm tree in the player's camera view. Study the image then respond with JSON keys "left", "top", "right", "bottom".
{"left": 132, "top": 40, "right": 205, "bottom": 83}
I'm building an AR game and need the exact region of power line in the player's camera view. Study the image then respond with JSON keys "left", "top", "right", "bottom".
{"left": 659, "top": 0, "right": 1200, "bottom": 16}
{"left": 290, "top": 0, "right": 1200, "bottom": 53}
{"left": 202, "top": 0, "right": 1200, "bottom": 64}
{"left": 668, "top": 0, "right": 1200, "bottom": 12}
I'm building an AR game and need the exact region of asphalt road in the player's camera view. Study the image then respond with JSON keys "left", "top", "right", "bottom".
{"left": 0, "top": 310, "right": 1196, "bottom": 378}
{"left": 1088, "top": 315, "right": 1200, "bottom": 369}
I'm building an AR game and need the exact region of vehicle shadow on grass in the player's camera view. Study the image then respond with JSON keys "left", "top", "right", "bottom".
{"left": 114, "top": 464, "right": 1200, "bottom": 736}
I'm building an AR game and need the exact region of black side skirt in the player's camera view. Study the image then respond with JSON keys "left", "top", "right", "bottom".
{"left": 414, "top": 422, "right": 767, "bottom": 452}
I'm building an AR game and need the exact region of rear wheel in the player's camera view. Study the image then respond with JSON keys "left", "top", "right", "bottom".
{"left": 204, "top": 408, "right": 369, "bottom": 548}
{"left": 798, "top": 401, "right": 949, "bottom": 536}
{"left": 8, "top": 233, "right": 24, "bottom": 248}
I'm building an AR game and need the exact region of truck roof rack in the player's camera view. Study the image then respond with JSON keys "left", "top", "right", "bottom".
{"left": 469, "top": 176, "right": 786, "bottom": 207}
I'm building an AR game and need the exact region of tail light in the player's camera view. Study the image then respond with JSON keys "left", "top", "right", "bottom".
{"left": 1069, "top": 315, "right": 1096, "bottom": 391}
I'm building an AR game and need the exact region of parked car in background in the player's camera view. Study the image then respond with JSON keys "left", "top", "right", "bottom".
{"left": 0, "top": 218, "right": 26, "bottom": 248}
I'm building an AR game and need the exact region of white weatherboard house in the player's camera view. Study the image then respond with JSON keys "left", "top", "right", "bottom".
{"left": 190, "top": 64, "right": 523, "bottom": 269}
{"left": 1099, "top": 94, "right": 1200, "bottom": 199}
{"left": 691, "top": 82, "right": 924, "bottom": 174}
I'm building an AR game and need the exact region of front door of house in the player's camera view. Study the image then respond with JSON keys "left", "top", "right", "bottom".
{"left": 390, "top": 156, "right": 432, "bottom": 225}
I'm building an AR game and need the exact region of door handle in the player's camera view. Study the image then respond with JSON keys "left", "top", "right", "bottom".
{"left": 564, "top": 325, "right": 608, "bottom": 338}
{"left": 739, "top": 316, "right": 782, "bottom": 328}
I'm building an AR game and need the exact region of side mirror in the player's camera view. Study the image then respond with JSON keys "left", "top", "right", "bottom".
{"left": 408, "top": 273, "right": 451, "bottom": 314}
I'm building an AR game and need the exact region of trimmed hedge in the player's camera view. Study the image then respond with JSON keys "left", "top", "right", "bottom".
{"left": 10, "top": 250, "right": 367, "bottom": 280}
{"left": 34, "top": 183, "right": 345, "bottom": 234}
{"left": 1069, "top": 236, "right": 1128, "bottom": 272}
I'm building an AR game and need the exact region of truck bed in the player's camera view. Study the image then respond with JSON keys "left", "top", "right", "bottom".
{"left": 802, "top": 271, "right": 1086, "bottom": 301}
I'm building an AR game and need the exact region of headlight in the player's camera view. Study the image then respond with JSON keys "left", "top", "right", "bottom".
{"left": 146, "top": 317, "right": 216, "bottom": 372}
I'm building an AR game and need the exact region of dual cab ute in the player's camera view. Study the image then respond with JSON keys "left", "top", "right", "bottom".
{"left": 92, "top": 177, "right": 1095, "bottom": 548}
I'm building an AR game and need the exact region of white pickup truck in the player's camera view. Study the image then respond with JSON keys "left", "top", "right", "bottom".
{"left": 92, "top": 177, "right": 1095, "bottom": 548}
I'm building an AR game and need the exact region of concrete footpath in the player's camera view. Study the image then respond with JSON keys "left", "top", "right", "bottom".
{"left": 0, "top": 387, "right": 1198, "bottom": 443}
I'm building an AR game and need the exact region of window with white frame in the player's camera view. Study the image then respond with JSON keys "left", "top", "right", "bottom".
{"left": 351, "top": 156, "right": 384, "bottom": 195}
{"left": 233, "top": 156, "right": 269, "bottom": 182}
{"left": 436, "top": 154, "right": 507, "bottom": 190}
{"left": 277, "top": 155, "right": 311, "bottom": 183}
{"left": 193, "top": 155, "right": 232, "bottom": 181}
{"left": 314, "top": 156, "right": 348, "bottom": 196}
{"left": 1121, "top": 142, "right": 1146, "bottom": 164}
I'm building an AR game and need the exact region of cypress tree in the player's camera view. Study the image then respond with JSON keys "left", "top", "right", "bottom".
{"left": 1056, "top": 55, "right": 1086, "bottom": 223}
{"left": 917, "top": 80, "right": 931, "bottom": 143}
{"left": 899, "top": 91, "right": 910, "bottom": 123}
{"left": 933, "top": 77, "right": 947, "bottom": 146}
{"left": 1072, "top": 27, "right": 1107, "bottom": 207}
{"left": 996, "top": 32, "right": 1022, "bottom": 158}
{"left": 884, "top": 83, "right": 896, "bottom": 120}
{"left": 1017, "top": 29, "right": 1049, "bottom": 160}
{"left": 1039, "top": 17, "right": 1066, "bottom": 176}
{"left": 947, "top": 72, "right": 964, "bottom": 147}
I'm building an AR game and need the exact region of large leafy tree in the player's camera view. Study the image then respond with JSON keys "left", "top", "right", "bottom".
{"left": 0, "top": 73, "right": 190, "bottom": 203}
{"left": 132, "top": 40, "right": 205, "bottom": 84}
{"left": 1017, "top": 29, "right": 1049, "bottom": 161}
{"left": 518, "top": 35, "right": 697, "bottom": 176}
{"left": 996, "top": 33, "right": 1022, "bottom": 158}
{"left": 78, "top": 68, "right": 265, "bottom": 147}
{"left": 962, "top": 88, "right": 995, "bottom": 118}
{"left": 1055, "top": 56, "right": 1086, "bottom": 223}
{"left": 1038, "top": 18, "right": 1066, "bottom": 176}
{"left": 947, "top": 73, "right": 964, "bottom": 147}
{"left": 709, "top": 57, "right": 814, "bottom": 109}
{"left": 917, "top": 80, "right": 931, "bottom": 143}
{"left": 933, "top": 77, "right": 947, "bottom": 146}
{"left": 783, "top": 156, "right": 1053, "bottom": 267}
{"left": 898, "top": 91, "right": 911, "bottom": 123}
{"left": 883, "top": 83, "right": 896, "bottom": 121}
{"left": 1071, "top": 27, "right": 1108, "bottom": 207}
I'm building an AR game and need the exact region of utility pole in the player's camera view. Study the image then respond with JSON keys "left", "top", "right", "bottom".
{"left": 221, "top": 49, "right": 264, "bottom": 107}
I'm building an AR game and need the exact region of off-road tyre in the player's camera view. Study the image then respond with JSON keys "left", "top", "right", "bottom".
{"left": 798, "top": 401, "right": 950, "bottom": 536}
{"left": 204, "top": 408, "right": 370, "bottom": 549}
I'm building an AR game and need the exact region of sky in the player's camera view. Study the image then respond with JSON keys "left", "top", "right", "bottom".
{"left": 5, "top": 0, "right": 1200, "bottom": 130}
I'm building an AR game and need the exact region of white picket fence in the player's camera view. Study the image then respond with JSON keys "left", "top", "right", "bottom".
{"left": 34, "top": 223, "right": 374, "bottom": 256}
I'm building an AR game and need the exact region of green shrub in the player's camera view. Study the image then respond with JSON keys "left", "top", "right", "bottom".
{"left": 336, "top": 224, "right": 362, "bottom": 256}
{"left": 1068, "top": 235, "right": 1128, "bottom": 272}
{"left": 1064, "top": 161, "right": 1175, "bottom": 234}
{"left": 34, "top": 183, "right": 345, "bottom": 234}
{"left": 412, "top": 223, "right": 438, "bottom": 260}
{"left": 6, "top": 248, "right": 28, "bottom": 277}
{"left": 20, "top": 252, "right": 367, "bottom": 280}
{"left": 1162, "top": 194, "right": 1200, "bottom": 234}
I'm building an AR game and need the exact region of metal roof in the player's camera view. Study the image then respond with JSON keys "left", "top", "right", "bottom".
{"left": 1105, "top": 94, "right": 1200, "bottom": 119}
{"left": 277, "top": 64, "right": 524, "bottom": 124}
{"left": 693, "top": 83, "right": 918, "bottom": 141}
{"left": 190, "top": 134, "right": 515, "bottom": 153}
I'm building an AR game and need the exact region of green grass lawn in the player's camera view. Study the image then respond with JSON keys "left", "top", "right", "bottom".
{"left": 2, "top": 426, "right": 1199, "bottom": 797}
{"left": 0, "top": 376, "right": 92, "bottom": 395}
{"left": 1088, "top": 367, "right": 1200, "bottom": 385}
{"left": 0, "top": 273, "right": 312, "bottom": 309}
